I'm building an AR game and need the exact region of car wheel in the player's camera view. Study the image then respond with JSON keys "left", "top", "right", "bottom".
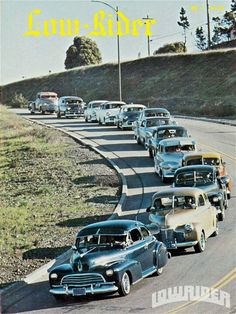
{"left": 98, "top": 119, "right": 102, "bottom": 125}
{"left": 137, "top": 136, "right": 141, "bottom": 145}
{"left": 149, "top": 148, "right": 154, "bottom": 158}
{"left": 85, "top": 116, "right": 88, "bottom": 122}
{"left": 156, "top": 267, "right": 163, "bottom": 276}
{"left": 194, "top": 231, "right": 206, "bottom": 253}
{"left": 212, "top": 219, "right": 219, "bottom": 237}
{"left": 118, "top": 272, "right": 131, "bottom": 296}
{"left": 57, "top": 112, "right": 61, "bottom": 118}
{"left": 161, "top": 172, "right": 168, "bottom": 183}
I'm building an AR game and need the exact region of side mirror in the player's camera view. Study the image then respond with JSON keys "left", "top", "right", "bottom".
{"left": 146, "top": 206, "right": 151, "bottom": 212}
{"left": 71, "top": 245, "right": 77, "bottom": 252}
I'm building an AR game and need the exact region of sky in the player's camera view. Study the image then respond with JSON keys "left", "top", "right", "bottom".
{"left": 0, "top": 0, "right": 231, "bottom": 85}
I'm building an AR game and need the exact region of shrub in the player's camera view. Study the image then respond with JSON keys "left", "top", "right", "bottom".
{"left": 9, "top": 93, "right": 28, "bottom": 108}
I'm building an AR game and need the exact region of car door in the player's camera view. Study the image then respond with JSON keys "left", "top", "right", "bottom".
{"left": 197, "top": 194, "right": 213, "bottom": 238}
{"left": 139, "top": 120, "right": 146, "bottom": 140}
{"left": 139, "top": 227, "right": 156, "bottom": 269}
{"left": 127, "top": 228, "right": 152, "bottom": 272}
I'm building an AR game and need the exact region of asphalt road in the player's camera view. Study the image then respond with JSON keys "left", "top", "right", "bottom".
{"left": 5, "top": 110, "right": 236, "bottom": 314}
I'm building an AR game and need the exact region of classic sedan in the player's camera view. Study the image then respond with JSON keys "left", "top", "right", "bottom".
{"left": 146, "top": 125, "right": 189, "bottom": 158}
{"left": 173, "top": 165, "right": 228, "bottom": 221}
{"left": 115, "top": 104, "right": 146, "bottom": 130}
{"left": 154, "top": 138, "right": 197, "bottom": 183}
{"left": 133, "top": 117, "right": 171, "bottom": 146}
{"left": 84, "top": 100, "right": 107, "bottom": 122}
{"left": 182, "top": 151, "right": 233, "bottom": 199}
{"left": 147, "top": 187, "right": 219, "bottom": 253}
{"left": 56, "top": 96, "right": 84, "bottom": 118}
{"left": 49, "top": 220, "right": 169, "bottom": 299}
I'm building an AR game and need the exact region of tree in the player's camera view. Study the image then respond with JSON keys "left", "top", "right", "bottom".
{"left": 195, "top": 27, "right": 207, "bottom": 51}
{"left": 153, "top": 42, "right": 187, "bottom": 54}
{"left": 212, "top": 1, "right": 236, "bottom": 44}
{"left": 177, "top": 7, "right": 190, "bottom": 50}
{"left": 65, "top": 36, "right": 102, "bottom": 69}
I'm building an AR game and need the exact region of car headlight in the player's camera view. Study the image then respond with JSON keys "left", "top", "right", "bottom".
{"left": 162, "top": 165, "right": 171, "bottom": 170}
{"left": 184, "top": 224, "right": 193, "bottom": 232}
{"left": 50, "top": 273, "right": 58, "bottom": 279}
{"left": 105, "top": 269, "right": 114, "bottom": 276}
{"left": 123, "top": 116, "right": 128, "bottom": 120}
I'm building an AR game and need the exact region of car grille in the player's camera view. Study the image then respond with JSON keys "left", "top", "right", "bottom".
{"left": 157, "top": 229, "right": 185, "bottom": 248}
{"left": 61, "top": 273, "right": 105, "bottom": 287}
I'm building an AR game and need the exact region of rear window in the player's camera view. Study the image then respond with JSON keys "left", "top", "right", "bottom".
{"left": 175, "top": 170, "right": 214, "bottom": 187}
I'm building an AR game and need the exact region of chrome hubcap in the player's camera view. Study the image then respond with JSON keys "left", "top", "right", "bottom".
{"left": 122, "top": 273, "right": 130, "bottom": 294}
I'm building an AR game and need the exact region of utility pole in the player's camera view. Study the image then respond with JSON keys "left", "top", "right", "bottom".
{"left": 142, "top": 15, "right": 155, "bottom": 57}
{"left": 206, "top": 0, "right": 211, "bottom": 49}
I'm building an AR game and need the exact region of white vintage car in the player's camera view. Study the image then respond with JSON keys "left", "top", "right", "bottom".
{"left": 96, "top": 101, "right": 126, "bottom": 125}
{"left": 147, "top": 187, "right": 218, "bottom": 252}
{"left": 154, "top": 137, "right": 197, "bottom": 182}
{"left": 84, "top": 100, "right": 107, "bottom": 122}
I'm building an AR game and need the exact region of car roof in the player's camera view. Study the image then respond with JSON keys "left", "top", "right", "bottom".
{"left": 183, "top": 151, "right": 222, "bottom": 159}
{"left": 153, "top": 187, "right": 204, "bottom": 199}
{"left": 143, "top": 108, "right": 169, "bottom": 113}
{"left": 122, "top": 104, "right": 146, "bottom": 108}
{"left": 37, "top": 92, "right": 57, "bottom": 96}
{"left": 77, "top": 219, "right": 144, "bottom": 236}
{"left": 59, "top": 96, "right": 83, "bottom": 100}
{"left": 175, "top": 165, "right": 215, "bottom": 174}
{"left": 103, "top": 101, "right": 126, "bottom": 105}
{"left": 88, "top": 100, "right": 107, "bottom": 104}
{"left": 159, "top": 137, "right": 196, "bottom": 146}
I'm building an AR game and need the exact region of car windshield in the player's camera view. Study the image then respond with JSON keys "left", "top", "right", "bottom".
{"left": 175, "top": 170, "right": 214, "bottom": 187}
{"left": 146, "top": 119, "right": 169, "bottom": 127}
{"left": 165, "top": 144, "right": 195, "bottom": 153}
{"left": 152, "top": 195, "right": 196, "bottom": 212}
{"left": 41, "top": 95, "right": 56, "bottom": 99}
{"left": 109, "top": 103, "right": 123, "bottom": 109}
{"left": 157, "top": 128, "right": 186, "bottom": 139}
{"left": 76, "top": 234, "right": 127, "bottom": 248}
{"left": 124, "top": 107, "right": 143, "bottom": 112}
{"left": 92, "top": 103, "right": 102, "bottom": 108}
{"left": 145, "top": 111, "right": 169, "bottom": 117}
{"left": 66, "top": 100, "right": 81, "bottom": 104}
{"left": 187, "top": 157, "right": 220, "bottom": 166}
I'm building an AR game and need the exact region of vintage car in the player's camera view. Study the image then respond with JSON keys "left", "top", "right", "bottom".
{"left": 147, "top": 187, "right": 219, "bottom": 253}
{"left": 31, "top": 92, "right": 58, "bottom": 114}
{"left": 96, "top": 101, "right": 126, "bottom": 125}
{"left": 133, "top": 117, "right": 171, "bottom": 146}
{"left": 182, "top": 151, "right": 232, "bottom": 199}
{"left": 154, "top": 138, "right": 197, "bottom": 183}
{"left": 146, "top": 125, "right": 189, "bottom": 158}
{"left": 84, "top": 100, "right": 107, "bottom": 122}
{"left": 56, "top": 96, "right": 84, "bottom": 118}
{"left": 138, "top": 108, "right": 171, "bottom": 121}
{"left": 115, "top": 104, "right": 146, "bottom": 130}
{"left": 173, "top": 165, "right": 228, "bottom": 221}
{"left": 49, "top": 220, "right": 169, "bottom": 299}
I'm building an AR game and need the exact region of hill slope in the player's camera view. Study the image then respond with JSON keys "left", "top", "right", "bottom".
{"left": 1, "top": 49, "right": 236, "bottom": 117}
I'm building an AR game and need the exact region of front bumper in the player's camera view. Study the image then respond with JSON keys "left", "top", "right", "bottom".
{"left": 64, "top": 112, "right": 80, "bottom": 117}
{"left": 50, "top": 283, "right": 118, "bottom": 296}
{"left": 121, "top": 120, "right": 134, "bottom": 129}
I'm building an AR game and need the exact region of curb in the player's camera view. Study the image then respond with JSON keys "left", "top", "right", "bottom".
{"left": 1, "top": 116, "right": 128, "bottom": 313}
{"left": 174, "top": 115, "right": 236, "bottom": 127}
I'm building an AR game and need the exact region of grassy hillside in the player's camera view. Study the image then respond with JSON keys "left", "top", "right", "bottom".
{"left": 1, "top": 49, "right": 236, "bottom": 117}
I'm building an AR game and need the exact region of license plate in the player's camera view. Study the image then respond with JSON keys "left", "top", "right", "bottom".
{"left": 72, "top": 288, "right": 86, "bottom": 296}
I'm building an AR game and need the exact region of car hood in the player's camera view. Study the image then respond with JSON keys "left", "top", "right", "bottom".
{"left": 159, "top": 152, "right": 185, "bottom": 166}
{"left": 73, "top": 248, "right": 124, "bottom": 270}
{"left": 149, "top": 208, "right": 197, "bottom": 228}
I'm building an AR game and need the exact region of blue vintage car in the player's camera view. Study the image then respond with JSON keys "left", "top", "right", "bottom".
{"left": 49, "top": 220, "right": 169, "bottom": 299}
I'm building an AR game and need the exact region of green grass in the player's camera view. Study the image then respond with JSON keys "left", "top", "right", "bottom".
{"left": 0, "top": 106, "right": 120, "bottom": 285}
{"left": 1, "top": 49, "right": 236, "bottom": 118}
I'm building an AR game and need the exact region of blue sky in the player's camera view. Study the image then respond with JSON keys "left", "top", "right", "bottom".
{"left": 1, "top": 0, "right": 231, "bottom": 85}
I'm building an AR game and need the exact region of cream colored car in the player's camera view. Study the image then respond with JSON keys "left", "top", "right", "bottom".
{"left": 147, "top": 187, "right": 218, "bottom": 253}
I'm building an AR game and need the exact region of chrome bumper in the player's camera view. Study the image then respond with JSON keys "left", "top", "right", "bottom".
{"left": 50, "top": 283, "right": 118, "bottom": 296}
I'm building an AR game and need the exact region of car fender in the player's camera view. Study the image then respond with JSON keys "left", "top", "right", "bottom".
{"left": 49, "top": 263, "right": 74, "bottom": 276}
{"left": 155, "top": 242, "right": 169, "bottom": 268}
{"left": 192, "top": 223, "right": 203, "bottom": 242}
{"left": 111, "top": 259, "right": 143, "bottom": 284}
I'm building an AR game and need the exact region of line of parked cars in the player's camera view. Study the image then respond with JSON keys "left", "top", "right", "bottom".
{"left": 48, "top": 99, "right": 233, "bottom": 300}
